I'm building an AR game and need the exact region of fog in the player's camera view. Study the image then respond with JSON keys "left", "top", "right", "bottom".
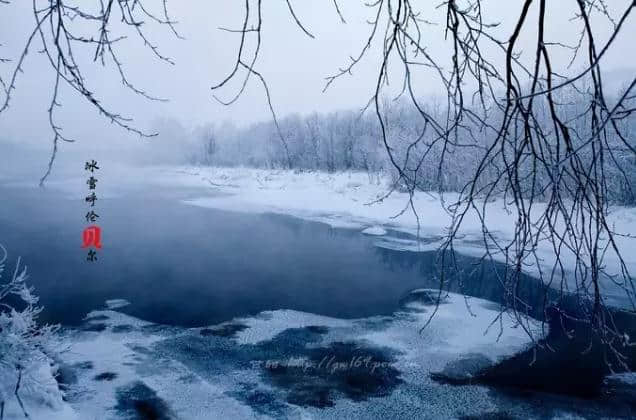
{"left": 1, "top": 1, "right": 635, "bottom": 176}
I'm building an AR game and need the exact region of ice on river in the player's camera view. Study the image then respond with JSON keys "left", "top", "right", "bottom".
{"left": 43, "top": 291, "right": 553, "bottom": 419}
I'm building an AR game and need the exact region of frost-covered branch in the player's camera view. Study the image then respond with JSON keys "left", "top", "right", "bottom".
{"left": 0, "top": 245, "right": 58, "bottom": 420}
{"left": 0, "top": 0, "right": 180, "bottom": 185}
{"left": 211, "top": 0, "right": 636, "bottom": 363}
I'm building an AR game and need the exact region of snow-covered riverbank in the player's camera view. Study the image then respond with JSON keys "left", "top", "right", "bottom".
{"left": 160, "top": 166, "right": 636, "bottom": 309}
{"left": 19, "top": 163, "right": 636, "bottom": 306}
{"left": 5, "top": 290, "right": 633, "bottom": 419}
{"left": 4, "top": 165, "right": 636, "bottom": 418}
{"left": 6, "top": 292, "right": 552, "bottom": 419}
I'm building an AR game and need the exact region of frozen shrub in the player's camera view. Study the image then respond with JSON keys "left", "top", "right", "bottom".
{"left": 0, "top": 245, "right": 58, "bottom": 419}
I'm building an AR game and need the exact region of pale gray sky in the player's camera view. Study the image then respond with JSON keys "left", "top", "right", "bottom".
{"left": 0, "top": 0, "right": 635, "bottom": 155}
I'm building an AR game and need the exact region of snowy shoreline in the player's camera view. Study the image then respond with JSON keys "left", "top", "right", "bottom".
{"left": 31, "top": 163, "right": 634, "bottom": 306}
{"left": 9, "top": 291, "right": 549, "bottom": 419}
{"left": 159, "top": 165, "right": 636, "bottom": 309}
{"left": 3, "top": 165, "right": 636, "bottom": 419}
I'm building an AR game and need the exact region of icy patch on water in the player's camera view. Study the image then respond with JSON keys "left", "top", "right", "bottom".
{"left": 372, "top": 236, "right": 443, "bottom": 253}
{"left": 233, "top": 310, "right": 351, "bottom": 345}
{"left": 362, "top": 226, "right": 387, "bottom": 236}
{"left": 58, "top": 310, "right": 256, "bottom": 419}
{"left": 608, "top": 372, "right": 636, "bottom": 386}
{"left": 105, "top": 299, "right": 131, "bottom": 310}
{"left": 50, "top": 291, "right": 570, "bottom": 419}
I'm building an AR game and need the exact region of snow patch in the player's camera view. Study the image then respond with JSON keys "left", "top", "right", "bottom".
{"left": 609, "top": 372, "right": 636, "bottom": 386}
{"left": 234, "top": 309, "right": 351, "bottom": 345}
{"left": 1, "top": 357, "right": 78, "bottom": 420}
{"left": 105, "top": 299, "right": 130, "bottom": 310}
{"left": 362, "top": 226, "right": 387, "bottom": 236}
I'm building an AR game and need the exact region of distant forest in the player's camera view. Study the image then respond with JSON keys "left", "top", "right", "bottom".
{"left": 177, "top": 85, "right": 635, "bottom": 204}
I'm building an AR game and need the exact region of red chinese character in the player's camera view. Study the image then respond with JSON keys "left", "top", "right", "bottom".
{"left": 82, "top": 225, "right": 103, "bottom": 249}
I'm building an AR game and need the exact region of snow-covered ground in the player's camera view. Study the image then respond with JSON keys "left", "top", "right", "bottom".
{"left": 45, "top": 292, "right": 553, "bottom": 419}
{"left": 4, "top": 292, "right": 633, "bottom": 419}
{"left": 0, "top": 358, "right": 78, "bottom": 420}
{"left": 2, "top": 291, "right": 621, "bottom": 419}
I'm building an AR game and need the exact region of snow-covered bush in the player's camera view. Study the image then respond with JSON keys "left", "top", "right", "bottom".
{"left": 0, "top": 245, "right": 59, "bottom": 419}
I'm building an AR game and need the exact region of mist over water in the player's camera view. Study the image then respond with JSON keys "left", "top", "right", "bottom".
{"left": 0, "top": 183, "right": 434, "bottom": 326}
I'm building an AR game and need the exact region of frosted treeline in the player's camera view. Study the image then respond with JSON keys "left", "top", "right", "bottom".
{"left": 172, "top": 88, "right": 635, "bottom": 204}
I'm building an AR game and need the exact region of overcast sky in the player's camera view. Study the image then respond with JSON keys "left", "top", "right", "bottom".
{"left": 1, "top": 0, "right": 635, "bottom": 156}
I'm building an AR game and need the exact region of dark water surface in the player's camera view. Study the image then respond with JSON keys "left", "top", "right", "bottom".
{"left": 0, "top": 184, "right": 451, "bottom": 326}
{"left": 4, "top": 183, "right": 636, "bottom": 407}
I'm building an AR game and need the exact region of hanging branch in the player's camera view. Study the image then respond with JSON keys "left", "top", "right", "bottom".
{"left": 215, "top": 0, "right": 636, "bottom": 367}
{"left": 0, "top": 0, "right": 180, "bottom": 184}
{"left": 2, "top": 0, "right": 635, "bottom": 368}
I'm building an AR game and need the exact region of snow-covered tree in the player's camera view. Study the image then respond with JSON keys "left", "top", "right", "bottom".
{"left": 0, "top": 245, "right": 58, "bottom": 419}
